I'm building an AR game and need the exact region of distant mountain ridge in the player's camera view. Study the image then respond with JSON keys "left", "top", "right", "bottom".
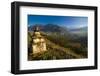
{"left": 28, "top": 24, "right": 69, "bottom": 34}
{"left": 28, "top": 24, "right": 87, "bottom": 37}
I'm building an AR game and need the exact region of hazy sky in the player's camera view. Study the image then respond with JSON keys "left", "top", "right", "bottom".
{"left": 28, "top": 15, "right": 88, "bottom": 29}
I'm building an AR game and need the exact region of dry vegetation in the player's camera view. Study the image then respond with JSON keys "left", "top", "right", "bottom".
{"left": 28, "top": 31, "right": 87, "bottom": 61}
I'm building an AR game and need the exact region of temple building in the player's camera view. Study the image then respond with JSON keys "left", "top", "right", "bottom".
{"left": 32, "top": 26, "right": 47, "bottom": 54}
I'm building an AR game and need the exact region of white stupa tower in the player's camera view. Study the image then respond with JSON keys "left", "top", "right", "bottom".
{"left": 32, "top": 26, "right": 47, "bottom": 54}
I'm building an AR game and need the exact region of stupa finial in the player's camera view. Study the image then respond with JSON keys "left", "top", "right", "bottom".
{"left": 34, "top": 26, "right": 40, "bottom": 32}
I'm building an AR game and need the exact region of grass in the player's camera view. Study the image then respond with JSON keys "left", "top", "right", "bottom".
{"left": 28, "top": 31, "right": 88, "bottom": 61}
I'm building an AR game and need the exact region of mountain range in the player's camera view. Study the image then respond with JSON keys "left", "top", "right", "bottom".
{"left": 28, "top": 24, "right": 87, "bottom": 37}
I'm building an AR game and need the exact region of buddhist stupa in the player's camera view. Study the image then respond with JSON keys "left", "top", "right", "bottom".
{"left": 32, "top": 26, "right": 46, "bottom": 54}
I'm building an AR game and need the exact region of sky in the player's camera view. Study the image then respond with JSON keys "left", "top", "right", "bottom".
{"left": 28, "top": 15, "right": 88, "bottom": 29}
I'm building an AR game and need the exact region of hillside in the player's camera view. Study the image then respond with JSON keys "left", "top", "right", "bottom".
{"left": 28, "top": 31, "right": 87, "bottom": 61}
{"left": 69, "top": 26, "right": 88, "bottom": 37}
